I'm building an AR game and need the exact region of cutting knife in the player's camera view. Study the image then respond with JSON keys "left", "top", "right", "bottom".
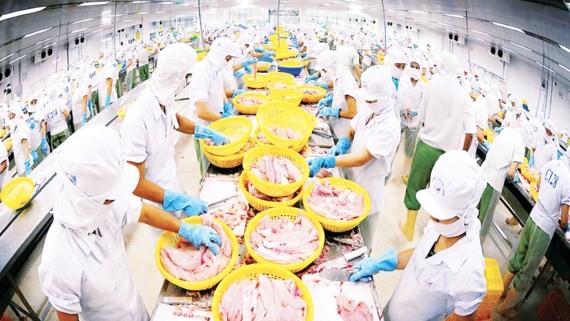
{"left": 207, "top": 194, "right": 239, "bottom": 209}
{"left": 317, "top": 246, "right": 368, "bottom": 272}
{"left": 319, "top": 267, "right": 352, "bottom": 281}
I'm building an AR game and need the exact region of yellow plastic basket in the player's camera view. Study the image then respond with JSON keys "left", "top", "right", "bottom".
{"left": 259, "top": 106, "right": 313, "bottom": 149}
{"left": 267, "top": 81, "right": 299, "bottom": 92}
{"left": 303, "top": 178, "right": 371, "bottom": 232}
{"left": 155, "top": 216, "right": 239, "bottom": 291}
{"left": 521, "top": 167, "right": 540, "bottom": 184}
{"left": 269, "top": 89, "right": 303, "bottom": 106}
{"left": 256, "top": 61, "right": 272, "bottom": 72}
{"left": 268, "top": 71, "right": 295, "bottom": 83}
{"left": 239, "top": 171, "right": 303, "bottom": 211}
{"left": 282, "top": 58, "right": 310, "bottom": 67}
{"left": 200, "top": 117, "right": 253, "bottom": 156}
{"left": 484, "top": 258, "right": 504, "bottom": 298}
{"left": 116, "top": 102, "right": 134, "bottom": 120}
{"left": 256, "top": 101, "right": 300, "bottom": 126}
{"left": 1, "top": 177, "right": 34, "bottom": 210}
{"left": 295, "top": 85, "right": 327, "bottom": 104}
{"left": 243, "top": 146, "right": 310, "bottom": 197}
{"left": 233, "top": 92, "right": 268, "bottom": 115}
{"left": 243, "top": 74, "right": 270, "bottom": 89}
{"left": 211, "top": 264, "right": 313, "bottom": 321}
{"left": 197, "top": 51, "right": 207, "bottom": 61}
{"left": 244, "top": 207, "right": 325, "bottom": 272}
{"left": 203, "top": 138, "right": 253, "bottom": 169}
{"left": 3, "top": 137, "right": 12, "bottom": 152}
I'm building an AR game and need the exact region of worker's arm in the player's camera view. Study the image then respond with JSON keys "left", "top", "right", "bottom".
{"left": 125, "top": 58, "right": 133, "bottom": 69}
{"left": 175, "top": 113, "right": 197, "bottom": 135}
{"left": 22, "top": 139, "right": 30, "bottom": 161}
{"left": 128, "top": 161, "right": 166, "bottom": 204}
{"left": 327, "top": 80, "right": 334, "bottom": 89}
{"left": 225, "top": 89, "right": 234, "bottom": 99}
{"left": 396, "top": 248, "right": 415, "bottom": 270}
{"left": 560, "top": 204, "right": 569, "bottom": 230}
{"left": 232, "top": 63, "right": 242, "bottom": 72}
{"left": 56, "top": 311, "right": 79, "bottom": 321}
{"left": 138, "top": 202, "right": 181, "bottom": 233}
{"left": 0, "top": 160, "right": 7, "bottom": 174}
{"left": 344, "top": 127, "right": 356, "bottom": 141}
{"left": 506, "top": 162, "right": 520, "bottom": 181}
{"left": 476, "top": 127, "right": 485, "bottom": 143}
{"left": 335, "top": 147, "right": 374, "bottom": 168}
{"left": 62, "top": 108, "right": 70, "bottom": 120}
{"left": 196, "top": 101, "right": 222, "bottom": 123}
{"left": 106, "top": 78, "right": 113, "bottom": 97}
{"left": 82, "top": 95, "right": 88, "bottom": 116}
{"left": 250, "top": 51, "right": 265, "bottom": 58}
{"left": 41, "top": 121, "right": 47, "bottom": 137}
{"left": 354, "top": 64, "right": 362, "bottom": 80}
{"left": 463, "top": 133, "right": 473, "bottom": 151}
{"left": 339, "top": 95, "right": 357, "bottom": 120}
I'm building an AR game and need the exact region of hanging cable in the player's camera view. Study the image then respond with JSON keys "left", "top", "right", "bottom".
{"left": 465, "top": 9, "right": 472, "bottom": 74}
{"left": 380, "top": 0, "right": 387, "bottom": 47}
{"left": 198, "top": 0, "right": 205, "bottom": 50}
{"left": 277, "top": 0, "right": 281, "bottom": 48}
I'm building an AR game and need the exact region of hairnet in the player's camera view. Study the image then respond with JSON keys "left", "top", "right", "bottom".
{"left": 432, "top": 52, "right": 459, "bottom": 77}
{"left": 544, "top": 119, "right": 558, "bottom": 135}
{"left": 314, "top": 50, "right": 340, "bottom": 71}
{"left": 384, "top": 47, "right": 407, "bottom": 65}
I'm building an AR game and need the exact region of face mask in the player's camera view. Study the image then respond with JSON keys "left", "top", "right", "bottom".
{"left": 408, "top": 67, "right": 420, "bottom": 80}
{"left": 432, "top": 217, "right": 467, "bottom": 237}
{"left": 391, "top": 64, "right": 404, "bottom": 80}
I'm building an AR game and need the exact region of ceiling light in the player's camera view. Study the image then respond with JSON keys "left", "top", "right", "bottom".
{"left": 510, "top": 41, "right": 532, "bottom": 52}
{"left": 0, "top": 54, "right": 15, "bottom": 63}
{"left": 91, "top": 29, "right": 102, "bottom": 33}
{"left": 471, "top": 30, "right": 489, "bottom": 36}
{"left": 111, "top": 14, "right": 124, "bottom": 17}
{"left": 137, "top": 12, "right": 149, "bottom": 14}
{"left": 409, "top": 10, "right": 427, "bottom": 14}
{"left": 100, "top": 38, "right": 112, "bottom": 42}
{"left": 444, "top": 14, "right": 465, "bottom": 18}
{"left": 37, "top": 37, "right": 54, "bottom": 44}
{"left": 9, "top": 55, "right": 27, "bottom": 64}
{"left": 131, "top": 1, "right": 150, "bottom": 3}
{"left": 0, "top": 6, "right": 46, "bottom": 22}
{"left": 491, "top": 22, "right": 524, "bottom": 33}
{"left": 559, "top": 64, "right": 570, "bottom": 73}
{"left": 471, "top": 36, "right": 484, "bottom": 42}
{"left": 23, "top": 27, "right": 53, "bottom": 39}
{"left": 438, "top": 22, "right": 452, "bottom": 27}
{"left": 73, "top": 18, "right": 94, "bottom": 24}
{"left": 156, "top": 11, "right": 167, "bottom": 13}
{"left": 503, "top": 47, "right": 516, "bottom": 54}
{"left": 71, "top": 28, "right": 87, "bottom": 34}
{"left": 560, "top": 44, "right": 570, "bottom": 54}
{"left": 160, "top": 1, "right": 174, "bottom": 4}
{"left": 535, "top": 61, "right": 555, "bottom": 74}
{"left": 41, "top": 43, "right": 56, "bottom": 49}
{"left": 123, "top": 19, "right": 133, "bottom": 22}
{"left": 78, "top": 2, "right": 109, "bottom": 6}
{"left": 322, "top": 3, "right": 331, "bottom": 6}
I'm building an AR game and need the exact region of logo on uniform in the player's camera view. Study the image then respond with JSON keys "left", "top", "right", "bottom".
{"left": 431, "top": 177, "right": 445, "bottom": 197}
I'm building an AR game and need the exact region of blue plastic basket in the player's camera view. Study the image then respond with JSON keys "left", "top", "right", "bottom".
{"left": 278, "top": 65, "right": 303, "bottom": 77}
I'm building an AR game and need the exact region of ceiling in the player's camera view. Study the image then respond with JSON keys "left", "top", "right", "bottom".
{"left": 0, "top": 0, "right": 568, "bottom": 77}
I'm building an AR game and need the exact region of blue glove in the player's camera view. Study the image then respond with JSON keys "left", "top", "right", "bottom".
{"left": 529, "top": 155, "right": 535, "bottom": 168}
{"left": 81, "top": 113, "right": 87, "bottom": 126}
{"left": 232, "top": 89, "right": 245, "bottom": 98}
{"left": 241, "top": 58, "right": 258, "bottom": 68}
{"left": 349, "top": 248, "right": 398, "bottom": 282}
{"left": 263, "top": 51, "right": 276, "bottom": 59}
{"left": 25, "top": 159, "right": 32, "bottom": 175}
{"left": 195, "top": 124, "right": 230, "bottom": 146}
{"left": 508, "top": 171, "right": 520, "bottom": 184}
{"left": 255, "top": 48, "right": 264, "bottom": 53}
{"left": 494, "top": 126, "right": 504, "bottom": 134}
{"left": 178, "top": 222, "right": 222, "bottom": 255}
{"left": 31, "top": 150, "right": 38, "bottom": 164}
{"left": 221, "top": 102, "right": 234, "bottom": 118}
{"left": 481, "top": 140, "right": 491, "bottom": 150}
{"left": 309, "top": 80, "right": 329, "bottom": 90}
{"left": 305, "top": 73, "right": 319, "bottom": 82}
{"left": 244, "top": 65, "right": 252, "bottom": 74}
{"left": 233, "top": 70, "right": 246, "bottom": 78}
{"left": 329, "top": 136, "right": 351, "bottom": 156}
{"left": 308, "top": 156, "right": 336, "bottom": 177}
{"left": 163, "top": 189, "right": 208, "bottom": 216}
{"left": 41, "top": 137, "right": 49, "bottom": 155}
{"left": 104, "top": 96, "right": 111, "bottom": 108}
{"left": 319, "top": 107, "right": 341, "bottom": 118}
{"left": 317, "top": 95, "right": 333, "bottom": 110}
{"left": 408, "top": 110, "right": 418, "bottom": 117}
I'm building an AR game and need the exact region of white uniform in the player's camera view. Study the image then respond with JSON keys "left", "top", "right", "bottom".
{"left": 530, "top": 158, "right": 570, "bottom": 238}
{"left": 12, "top": 119, "right": 32, "bottom": 176}
{"left": 0, "top": 140, "right": 9, "bottom": 187}
{"left": 38, "top": 196, "right": 149, "bottom": 321}
{"left": 44, "top": 98, "right": 69, "bottom": 135}
{"left": 481, "top": 128, "right": 525, "bottom": 192}
{"left": 98, "top": 61, "right": 118, "bottom": 107}
{"left": 418, "top": 75, "right": 471, "bottom": 152}
{"left": 336, "top": 45, "right": 359, "bottom": 79}
{"left": 136, "top": 47, "right": 149, "bottom": 65}
{"left": 532, "top": 133, "right": 559, "bottom": 171}
{"left": 329, "top": 65, "right": 358, "bottom": 137}
{"left": 396, "top": 78, "right": 425, "bottom": 128}
{"left": 72, "top": 84, "right": 91, "bottom": 126}
{"left": 466, "top": 99, "right": 489, "bottom": 156}
{"left": 25, "top": 111, "right": 44, "bottom": 151}
{"left": 188, "top": 60, "right": 225, "bottom": 126}
{"left": 387, "top": 221, "right": 487, "bottom": 321}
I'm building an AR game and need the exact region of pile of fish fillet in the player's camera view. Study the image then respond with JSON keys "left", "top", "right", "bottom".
{"left": 250, "top": 155, "right": 302, "bottom": 184}
{"left": 307, "top": 181, "right": 365, "bottom": 221}
{"left": 236, "top": 96, "right": 267, "bottom": 106}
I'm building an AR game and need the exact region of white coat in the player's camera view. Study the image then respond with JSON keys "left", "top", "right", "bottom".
{"left": 329, "top": 65, "right": 358, "bottom": 137}
{"left": 466, "top": 99, "right": 489, "bottom": 156}
{"left": 481, "top": 127, "right": 525, "bottom": 192}
{"left": 396, "top": 77, "right": 425, "bottom": 128}
{"left": 72, "top": 83, "right": 92, "bottom": 126}
{"left": 387, "top": 221, "right": 487, "bottom": 321}
{"left": 44, "top": 98, "right": 69, "bottom": 135}
{"left": 188, "top": 59, "right": 226, "bottom": 126}
{"left": 532, "top": 133, "right": 559, "bottom": 171}
{"left": 0, "top": 141, "right": 9, "bottom": 188}
{"left": 97, "top": 61, "right": 118, "bottom": 107}
{"left": 25, "top": 111, "right": 44, "bottom": 151}
{"left": 11, "top": 118, "right": 32, "bottom": 176}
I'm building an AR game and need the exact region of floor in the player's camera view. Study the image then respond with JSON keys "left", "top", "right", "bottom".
{"left": 5, "top": 99, "right": 564, "bottom": 321}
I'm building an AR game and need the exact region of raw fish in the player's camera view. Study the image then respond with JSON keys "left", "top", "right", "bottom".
{"left": 251, "top": 155, "right": 302, "bottom": 184}
{"left": 307, "top": 181, "right": 365, "bottom": 221}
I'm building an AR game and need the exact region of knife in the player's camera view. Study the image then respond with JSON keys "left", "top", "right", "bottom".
{"left": 319, "top": 268, "right": 352, "bottom": 281}
{"left": 207, "top": 194, "right": 239, "bottom": 209}
{"left": 317, "top": 246, "right": 368, "bottom": 272}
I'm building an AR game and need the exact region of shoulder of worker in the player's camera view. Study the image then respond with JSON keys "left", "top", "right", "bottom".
{"left": 38, "top": 223, "right": 85, "bottom": 286}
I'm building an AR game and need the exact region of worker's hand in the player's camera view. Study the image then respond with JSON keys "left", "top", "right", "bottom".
{"left": 508, "top": 172, "right": 520, "bottom": 184}
{"left": 178, "top": 222, "right": 222, "bottom": 255}
{"left": 309, "top": 80, "right": 329, "bottom": 90}
{"left": 31, "top": 150, "right": 38, "bottom": 164}
{"left": 194, "top": 124, "right": 230, "bottom": 146}
{"left": 104, "top": 96, "right": 111, "bottom": 109}
{"left": 221, "top": 102, "right": 234, "bottom": 119}
{"left": 481, "top": 140, "right": 491, "bottom": 150}
{"left": 241, "top": 58, "right": 258, "bottom": 68}
{"left": 529, "top": 155, "right": 535, "bottom": 168}
{"left": 255, "top": 48, "right": 264, "bottom": 53}
{"left": 493, "top": 126, "right": 504, "bottom": 134}
{"left": 41, "top": 137, "right": 49, "bottom": 155}
{"left": 233, "top": 70, "right": 246, "bottom": 78}
{"left": 349, "top": 248, "right": 398, "bottom": 282}
{"left": 81, "top": 113, "right": 87, "bottom": 126}
{"left": 317, "top": 95, "right": 333, "bottom": 110}
{"left": 328, "top": 136, "right": 351, "bottom": 156}
{"left": 308, "top": 156, "right": 336, "bottom": 177}
{"left": 263, "top": 51, "right": 276, "bottom": 59}
{"left": 319, "top": 107, "right": 341, "bottom": 119}
{"left": 232, "top": 89, "right": 245, "bottom": 98}
{"left": 244, "top": 65, "right": 252, "bottom": 74}
{"left": 24, "top": 159, "right": 32, "bottom": 175}
{"left": 305, "top": 73, "right": 319, "bottom": 82}
{"left": 408, "top": 110, "right": 418, "bottom": 117}
{"left": 163, "top": 189, "right": 208, "bottom": 216}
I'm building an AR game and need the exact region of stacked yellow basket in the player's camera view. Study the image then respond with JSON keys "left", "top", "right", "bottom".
{"left": 199, "top": 117, "right": 253, "bottom": 168}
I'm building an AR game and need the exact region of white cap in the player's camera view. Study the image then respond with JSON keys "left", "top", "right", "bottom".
{"left": 432, "top": 52, "right": 459, "bottom": 77}
{"left": 314, "top": 50, "right": 340, "bottom": 71}
{"left": 358, "top": 67, "right": 393, "bottom": 102}
{"left": 55, "top": 125, "right": 139, "bottom": 202}
{"left": 310, "top": 43, "right": 329, "bottom": 59}
{"left": 416, "top": 150, "right": 486, "bottom": 221}
{"left": 385, "top": 47, "right": 407, "bottom": 65}
{"left": 209, "top": 37, "right": 241, "bottom": 58}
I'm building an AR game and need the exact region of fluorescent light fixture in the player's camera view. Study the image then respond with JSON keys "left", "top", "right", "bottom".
{"left": 471, "top": 36, "right": 484, "bottom": 42}
{"left": 560, "top": 44, "right": 570, "bottom": 54}
{"left": 444, "top": 14, "right": 465, "bottom": 18}
{"left": 91, "top": 29, "right": 102, "bottom": 34}
{"left": 503, "top": 47, "right": 516, "bottom": 54}
{"left": 491, "top": 22, "right": 524, "bottom": 33}
{"left": 111, "top": 14, "right": 125, "bottom": 17}
{"left": 137, "top": 12, "right": 149, "bottom": 15}
{"left": 23, "top": 27, "right": 52, "bottom": 39}
{"left": 156, "top": 11, "right": 167, "bottom": 13}
{"left": 9, "top": 55, "right": 27, "bottom": 64}
{"left": 409, "top": 10, "right": 427, "bottom": 14}
{"left": 438, "top": 22, "right": 452, "bottom": 27}
{"left": 123, "top": 19, "right": 133, "bottom": 22}
{"left": 559, "top": 64, "right": 570, "bottom": 73}
{"left": 37, "top": 37, "right": 54, "bottom": 44}
{"left": 41, "top": 43, "right": 56, "bottom": 49}
{"left": 535, "top": 61, "right": 555, "bottom": 74}
{"left": 73, "top": 18, "right": 94, "bottom": 24}
{"left": 322, "top": 3, "right": 331, "bottom": 6}
{"left": 131, "top": 1, "right": 150, "bottom": 3}
{"left": 71, "top": 28, "right": 87, "bottom": 34}
{"left": 100, "top": 38, "right": 112, "bottom": 42}
{"left": 0, "top": 54, "right": 15, "bottom": 63}
{"left": 510, "top": 41, "right": 532, "bottom": 52}
{"left": 160, "top": 1, "right": 174, "bottom": 4}
{"left": 0, "top": 6, "right": 46, "bottom": 22}
{"left": 78, "top": 2, "right": 109, "bottom": 6}
{"left": 471, "top": 30, "right": 489, "bottom": 36}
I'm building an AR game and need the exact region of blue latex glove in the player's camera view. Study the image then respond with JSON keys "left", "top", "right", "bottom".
{"left": 317, "top": 95, "right": 333, "bottom": 110}
{"left": 81, "top": 113, "right": 87, "bottom": 126}
{"left": 221, "top": 102, "right": 234, "bottom": 118}
{"left": 305, "top": 73, "right": 319, "bottom": 82}
{"left": 481, "top": 140, "right": 491, "bottom": 150}
{"left": 263, "top": 51, "right": 276, "bottom": 59}
{"left": 232, "top": 89, "right": 245, "bottom": 98}
{"left": 31, "top": 150, "right": 38, "bottom": 164}
{"left": 349, "top": 248, "right": 398, "bottom": 282}
{"left": 241, "top": 58, "right": 258, "bottom": 68}
{"left": 233, "top": 70, "right": 246, "bottom": 78}
{"left": 309, "top": 80, "right": 329, "bottom": 90}
{"left": 508, "top": 171, "right": 520, "bottom": 184}
{"left": 194, "top": 124, "right": 230, "bottom": 146}
{"left": 25, "top": 159, "right": 32, "bottom": 175}
{"left": 104, "top": 96, "right": 111, "bottom": 108}
{"left": 178, "top": 222, "right": 222, "bottom": 255}
{"left": 258, "top": 56, "right": 274, "bottom": 63}
{"left": 408, "top": 110, "right": 418, "bottom": 117}
{"left": 308, "top": 156, "right": 336, "bottom": 177}
{"left": 319, "top": 107, "right": 341, "bottom": 118}
{"left": 41, "top": 137, "right": 49, "bottom": 154}
{"left": 529, "top": 155, "right": 535, "bottom": 168}
{"left": 328, "top": 136, "right": 351, "bottom": 156}
{"left": 255, "top": 48, "right": 264, "bottom": 53}
{"left": 494, "top": 126, "right": 504, "bottom": 134}
{"left": 163, "top": 189, "right": 208, "bottom": 216}
{"left": 244, "top": 65, "right": 252, "bottom": 74}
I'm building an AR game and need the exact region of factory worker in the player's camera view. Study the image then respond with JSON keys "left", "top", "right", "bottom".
{"left": 136, "top": 44, "right": 150, "bottom": 82}
{"left": 314, "top": 50, "right": 358, "bottom": 138}
{"left": 384, "top": 48, "right": 407, "bottom": 90}
{"left": 0, "top": 138, "right": 8, "bottom": 188}
{"left": 496, "top": 151, "right": 570, "bottom": 319}
{"left": 25, "top": 96, "right": 49, "bottom": 164}
{"left": 305, "top": 42, "right": 331, "bottom": 77}
{"left": 237, "top": 33, "right": 274, "bottom": 61}
{"left": 479, "top": 84, "right": 500, "bottom": 127}
{"left": 8, "top": 105, "right": 33, "bottom": 176}
{"left": 350, "top": 150, "right": 487, "bottom": 321}
{"left": 188, "top": 37, "right": 241, "bottom": 175}
{"left": 401, "top": 52, "right": 474, "bottom": 241}
{"left": 97, "top": 51, "right": 118, "bottom": 109}
{"left": 71, "top": 73, "right": 92, "bottom": 131}
{"left": 336, "top": 39, "right": 362, "bottom": 82}
{"left": 124, "top": 47, "right": 137, "bottom": 91}
{"left": 465, "top": 92, "right": 489, "bottom": 156}
{"left": 38, "top": 125, "right": 221, "bottom": 321}
{"left": 478, "top": 127, "right": 524, "bottom": 244}
{"left": 121, "top": 43, "right": 228, "bottom": 221}
{"left": 308, "top": 67, "right": 401, "bottom": 247}
{"left": 529, "top": 119, "right": 559, "bottom": 171}
{"left": 44, "top": 88, "right": 71, "bottom": 149}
